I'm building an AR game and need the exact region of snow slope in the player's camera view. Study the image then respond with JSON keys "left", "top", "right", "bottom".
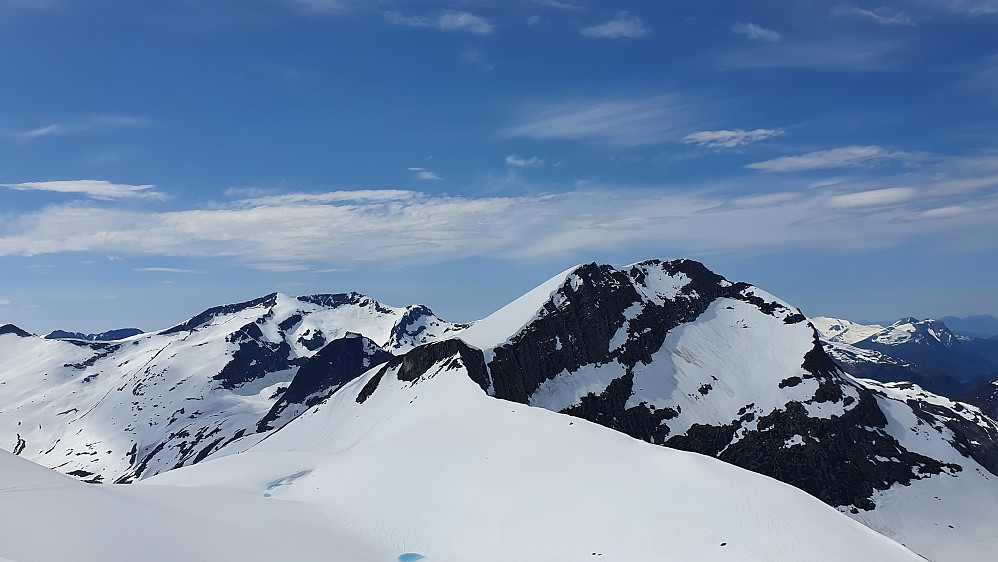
{"left": 0, "top": 449, "right": 390, "bottom": 562}
{"left": 148, "top": 344, "right": 920, "bottom": 562}
{"left": 0, "top": 292, "right": 463, "bottom": 482}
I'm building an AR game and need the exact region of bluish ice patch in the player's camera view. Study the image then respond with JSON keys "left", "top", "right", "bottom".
{"left": 398, "top": 554, "right": 425, "bottom": 562}
{"left": 262, "top": 470, "right": 311, "bottom": 496}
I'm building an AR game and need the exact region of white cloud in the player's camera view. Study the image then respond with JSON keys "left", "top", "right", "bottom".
{"left": 0, "top": 175, "right": 993, "bottom": 269}
{"left": 2, "top": 180, "right": 164, "bottom": 200}
{"left": 746, "top": 146, "right": 925, "bottom": 172}
{"left": 287, "top": 0, "right": 349, "bottom": 16}
{"left": 408, "top": 167, "right": 442, "bottom": 180}
{"left": 506, "top": 155, "right": 545, "bottom": 167}
{"left": 460, "top": 48, "right": 494, "bottom": 72}
{"left": 532, "top": 0, "right": 583, "bottom": 11}
{"left": 580, "top": 12, "right": 649, "bottom": 39}
{"left": 731, "top": 22, "right": 781, "bottom": 42}
{"left": 384, "top": 10, "right": 494, "bottom": 35}
{"left": 827, "top": 187, "right": 918, "bottom": 208}
{"left": 831, "top": 5, "right": 915, "bottom": 25}
{"left": 681, "top": 128, "right": 786, "bottom": 148}
{"left": 133, "top": 267, "right": 201, "bottom": 274}
{"left": 20, "top": 116, "right": 146, "bottom": 139}
{"left": 0, "top": 299, "right": 10, "bottom": 306}
{"left": 723, "top": 39, "right": 902, "bottom": 71}
{"left": 923, "top": 0, "right": 998, "bottom": 16}
{"left": 500, "top": 95, "right": 693, "bottom": 146}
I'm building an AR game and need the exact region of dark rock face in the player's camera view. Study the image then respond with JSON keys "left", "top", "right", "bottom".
{"left": 45, "top": 328, "right": 143, "bottom": 342}
{"left": 832, "top": 357, "right": 966, "bottom": 399}
{"left": 259, "top": 334, "right": 393, "bottom": 431}
{"left": 213, "top": 322, "right": 294, "bottom": 389}
{"left": 0, "top": 324, "right": 32, "bottom": 337}
{"left": 161, "top": 293, "right": 278, "bottom": 335}
{"left": 353, "top": 339, "right": 489, "bottom": 404}
{"left": 960, "top": 378, "right": 998, "bottom": 423}
{"left": 900, "top": 395, "right": 998, "bottom": 475}
{"left": 458, "top": 259, "right": 994, "bottom": 510}
{"left": 487, "top": 260, "right": 748, "bottom": 405}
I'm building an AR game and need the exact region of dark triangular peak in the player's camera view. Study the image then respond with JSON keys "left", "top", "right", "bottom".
{"left": 258, "top": 333, "right": 393, "bottom": 431}
{"left": 0, "top": 324, "right": 32, "bottom": 337}
{"left": 160, "top": 293, "right": 279, "bottom": 335}
{"left": 354, "top": 339, "right": 490, "bottom": 405}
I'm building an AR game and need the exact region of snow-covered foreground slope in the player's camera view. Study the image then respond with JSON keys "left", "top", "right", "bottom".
{"left": 0, "top": 449, "right": 390, "bottom": 562}
{"left": 147, "top": 345, "right": 920, "bottom": 562}
{"left": 0, "top": 292, "right": 463, "bottom": 482}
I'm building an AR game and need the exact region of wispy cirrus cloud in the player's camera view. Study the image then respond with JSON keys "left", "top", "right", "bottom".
{"left": 746, "top": 146, "right": 926, "bottom": 172}
{"left": 408, "top": 167, "right": 442, "bottom": 180}
{"left": 831, "top": 5, "right": 915, "bottom": 25}
{"left": 580, "top": 12, "right": 649, "bottom": 39}
{"left": 2, "top": 180, "right": 165, "bottom": 200}
{"left": 531, "top": 0, "right": 584, "bottom": 11}
{"left": 921, "top": 0, "right": 998, "bottom": 16}
{"left": 682, "top": 128, "right": 786, "bottom": 149}
{"left": 500, "top": 95, "right": 693, "bottom": 147}
{"left": 19, "top": 116, "right": 147, "bottom": 139}
{"left": 286, "top": 0, "right": 347, "bottom": 16}
{"left": 731, "top": 22, "right": 781, "bottom": 42}
{"left": 506, "top": 155, "right": 544, "bottom": 167}
{"left": 133, "top": 267, "right": 201, "bottom": 274}
{"left": 723, "top": 39, "right": 903, "bottom": 71}
{"left": 384, "top": 10, "right": 494, "bottom": 35}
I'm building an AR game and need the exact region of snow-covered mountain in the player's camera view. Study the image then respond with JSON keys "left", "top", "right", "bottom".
{"left": 0, "top": 292, "right": 465, "bottom": 483}
{"left": 418, "top": 260, "right": 998, "bottom": 561}
{"left": 811, "top": 316, "right": 998, "bottom": 400}
{"left": 2, "top": 259, "right": 997, "bottom": 561}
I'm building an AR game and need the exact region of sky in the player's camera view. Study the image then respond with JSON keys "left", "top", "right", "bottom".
{"left": 1, "top": 0, "right": 997, "bottom": 334}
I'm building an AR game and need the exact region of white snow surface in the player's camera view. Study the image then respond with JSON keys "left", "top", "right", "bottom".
{"left": 0, "top": 449, "right": 390, "bottom": 562}
{"left": 143, "top": 355, "right": 920, "bottom": 562}
{"left": 456, "top": 265, "right": 578, "bottom": 350}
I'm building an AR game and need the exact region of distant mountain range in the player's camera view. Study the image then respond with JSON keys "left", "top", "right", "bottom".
{"left": 2, "top": 260, "right": 997, "bottom": 561}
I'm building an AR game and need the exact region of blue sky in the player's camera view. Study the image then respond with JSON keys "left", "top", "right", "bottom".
{"left": 2, "top": 0, "right": 997, "bottom": 333}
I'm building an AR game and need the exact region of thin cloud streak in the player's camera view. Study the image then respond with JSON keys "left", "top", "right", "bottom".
{"left": 20, "top": 116, "right": 147, "bottom": 139}
{"left": 2, "top": 180, "right": 165, "bottom": 200}
{"left": 682, "top": 128, "right": 786, "bottom": 148}
{"left": 384, "top": 10, "right": 494, "bottom": 35}
{"left": 501, "top": 95, "right": 693, "bottom": 147}
{"left": 133, "top": 267, "right": 202, "bottom": 274}
{"left": 746, "top": 146, "right": 926, "bottom": 172}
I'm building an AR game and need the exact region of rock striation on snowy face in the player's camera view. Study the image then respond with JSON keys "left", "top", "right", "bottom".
{"left": 437, "top": 259, "right": 998, "bottom": 561}
{"left": 0, "top": 292, "right": 460, "bottom": 483}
